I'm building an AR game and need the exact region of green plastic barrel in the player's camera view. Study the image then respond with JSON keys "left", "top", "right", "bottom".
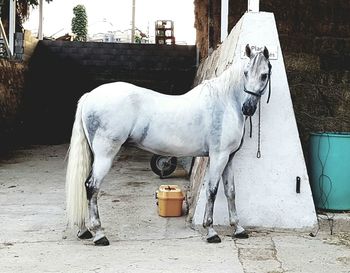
{"left": 309, "top": 132, "right": 350, "bottom": 211}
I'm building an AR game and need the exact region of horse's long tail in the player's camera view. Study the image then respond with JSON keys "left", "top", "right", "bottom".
{"left": 66, "top": 94, "right": 91, "bottom": 229}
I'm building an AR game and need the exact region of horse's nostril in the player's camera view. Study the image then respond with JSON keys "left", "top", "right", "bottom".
{"left": 242, "top": 103, "right": 257, "bottom": 116}
{"left": 242, "top": 105, "right": 250, "bottom": 116}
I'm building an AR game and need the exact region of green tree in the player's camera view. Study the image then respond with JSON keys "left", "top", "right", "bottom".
{"left": 71, "top": 5, "right": 88, "bottom": 42}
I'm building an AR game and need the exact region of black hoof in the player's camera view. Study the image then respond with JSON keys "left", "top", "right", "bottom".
{"left": 94, "top": 236, "right": 110, "bottom": 246}
{"left": 207, "top": 234, "right": 221, "bottom": 243}
{"left": 234, "top": 231, "right": 249, "bottom": 239}
{"left": 77, "top": 229, "right": 93, "bottom": 240}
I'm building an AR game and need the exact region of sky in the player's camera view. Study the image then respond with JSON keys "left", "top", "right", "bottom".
{"left": 23, "top": 0, "right": 196, "bottom": 44}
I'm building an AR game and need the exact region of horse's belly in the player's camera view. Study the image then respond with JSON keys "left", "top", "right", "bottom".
{"left": 136, "top": 142, "right": 207, "bottom": 157}
{"left": 133, "top": 130, "right": 207, "bottom": 157}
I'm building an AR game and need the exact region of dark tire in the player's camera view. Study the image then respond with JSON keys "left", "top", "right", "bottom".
{"left": 150, "top": 155, "right": 177, "bottom": 177}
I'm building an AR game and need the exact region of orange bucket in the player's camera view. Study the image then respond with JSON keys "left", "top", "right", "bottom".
{"left": 156, "top": 185, "right": 184, "bottom": 217}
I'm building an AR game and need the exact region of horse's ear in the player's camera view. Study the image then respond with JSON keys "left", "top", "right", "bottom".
{"left": 245, "top": 44, "right": 251, "bottom": 58}
{"left": 263, "top": 46, "right": 269, "bottom": 59}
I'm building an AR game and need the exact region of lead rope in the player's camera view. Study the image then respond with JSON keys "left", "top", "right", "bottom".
{"left": 248, "top": 99, "right": 262, "bottom": 158}
{"left": 248, "top": 101, "right": 262, "bottom": 158}
{"left": 249, "top": 116, "right": 253, "bottom": 138}
{"left": 257, "top": 100, "right": 261, "bottom": 158}
{"left": 248, "top": 61, "right": 272, "bottom": 158}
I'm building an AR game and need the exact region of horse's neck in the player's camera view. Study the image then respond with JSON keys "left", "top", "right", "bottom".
{"left": 204, "top": 67, "right": 244, "bottom": 110}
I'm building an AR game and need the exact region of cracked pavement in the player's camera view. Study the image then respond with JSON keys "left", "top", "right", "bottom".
{"left": 0, "top": 144, "right": 349, "bottom": 272}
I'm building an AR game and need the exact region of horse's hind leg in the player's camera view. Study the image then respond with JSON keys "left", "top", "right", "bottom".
{"left": 77, "top": 223, "right": 93, "bottom": 239}
{"left": 222, "top": 155, "right": 248, "bottom": 239}
{"left": 203, "top": 152, "right": 229, "bottom": 243}
{"left": 86, "top": 139, "right": 122, "bottom": 246}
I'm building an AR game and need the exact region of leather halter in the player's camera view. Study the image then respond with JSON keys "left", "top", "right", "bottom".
{"left": 243, "top": 62, "right": 272, "bottom": 104}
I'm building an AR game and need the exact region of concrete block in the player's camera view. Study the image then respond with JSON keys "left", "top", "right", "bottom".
{"left": 192, "top": 12, "right": 317, "bottom": 230}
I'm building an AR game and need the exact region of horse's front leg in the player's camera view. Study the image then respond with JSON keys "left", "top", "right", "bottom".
{"left": 222, "top": 154, "right": 249, "bottom": 238}
{"left": 203, "top": 152, "right": 229, "bottom": 243}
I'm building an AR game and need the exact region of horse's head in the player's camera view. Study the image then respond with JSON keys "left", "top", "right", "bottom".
{"left": 242, "top": 44, "right": 272, "bottom": 116}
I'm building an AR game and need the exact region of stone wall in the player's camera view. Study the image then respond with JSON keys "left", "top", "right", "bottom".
{"left": 23, "top": 41, "right": 197, "bottom": 143}
{"left": 190, "top": 12, "right": 317, "bottom": 229}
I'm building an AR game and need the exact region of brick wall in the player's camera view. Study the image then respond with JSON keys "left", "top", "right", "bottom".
{"left": 23, "top": 41, "right": 197, "bottom": 143}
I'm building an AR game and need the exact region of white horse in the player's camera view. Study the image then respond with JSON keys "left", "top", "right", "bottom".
{"left": 66, "top": 44, "right": 272, "bottom": 245}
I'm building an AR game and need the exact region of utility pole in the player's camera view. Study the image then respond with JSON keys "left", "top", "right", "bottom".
{"left": 9, "top": 0, "right": 15, "bottom": 55}
{"left": 38, "top": 0, "right": 43, "bottom": 39}
{"left": 131, "top": 0, "right": 135, "bottom": 43}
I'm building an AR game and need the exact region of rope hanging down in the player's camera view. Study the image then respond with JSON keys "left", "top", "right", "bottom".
{"left": 249, "top": 100, "right": 261, "bottom": 158}
{"left": 248, "top": 62, "right": 272, "bottom": 158}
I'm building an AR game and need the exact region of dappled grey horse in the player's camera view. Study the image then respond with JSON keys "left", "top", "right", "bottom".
{"left": 66, "top": 44, "right": 272, "bottom": 245}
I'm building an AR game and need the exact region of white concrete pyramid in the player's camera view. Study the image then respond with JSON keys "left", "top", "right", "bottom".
{"left": 192, "top": 12, "right": 317, "bottom": 229}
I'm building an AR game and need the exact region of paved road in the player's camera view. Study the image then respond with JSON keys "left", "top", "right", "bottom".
{"left": 0, "top": 145, "right": 349, "bottom": 272}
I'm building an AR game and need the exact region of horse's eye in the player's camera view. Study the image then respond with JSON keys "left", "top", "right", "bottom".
{"left": 244, "top": 71, "right": 248, "bottom": 77}
{"left": 261, "top": 73, "right": 268, "bottom": 81}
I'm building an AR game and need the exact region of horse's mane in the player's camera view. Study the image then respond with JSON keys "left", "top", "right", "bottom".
{"left": 199, "top": 62, "right": 244, "bottom": 106}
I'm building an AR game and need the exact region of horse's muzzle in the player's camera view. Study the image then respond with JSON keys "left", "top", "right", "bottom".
{"left": 242, "top": 103, "right": 257, "bottom": 116}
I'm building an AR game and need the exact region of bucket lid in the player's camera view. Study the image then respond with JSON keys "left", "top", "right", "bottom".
{"left": 157, "top": 185, "right": 184, "bottom": 200}
{"left": 310, "top": 132, "right": 350, "bottom": 138}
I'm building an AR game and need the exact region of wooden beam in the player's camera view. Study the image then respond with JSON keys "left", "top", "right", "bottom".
{"left": 0, "top": 20, "right": 12, "bottom": 57}
{"left": 248, "top": 0, "right": 259, "bottom": 12}
{"left": 208, "top": 0, "right": 215, "bottom": 50}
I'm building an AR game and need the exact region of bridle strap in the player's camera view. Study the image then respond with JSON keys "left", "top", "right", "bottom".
{"left": 244, "top": 62, "right": 272, "bottom": 104}
{"left": 266, "top": 63, "right": 272, "bottom": 104}
{"left": 256, "top": 100, "right": 262, "bottom": 158}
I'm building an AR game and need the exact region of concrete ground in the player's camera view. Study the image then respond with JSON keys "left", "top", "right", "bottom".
{"left": 0, "top": 144, "right": 349, "bottom": 273}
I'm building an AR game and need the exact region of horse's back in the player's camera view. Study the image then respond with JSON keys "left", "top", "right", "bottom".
{"left": 79, "top": 81, "right": 209, "bottom": 156}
